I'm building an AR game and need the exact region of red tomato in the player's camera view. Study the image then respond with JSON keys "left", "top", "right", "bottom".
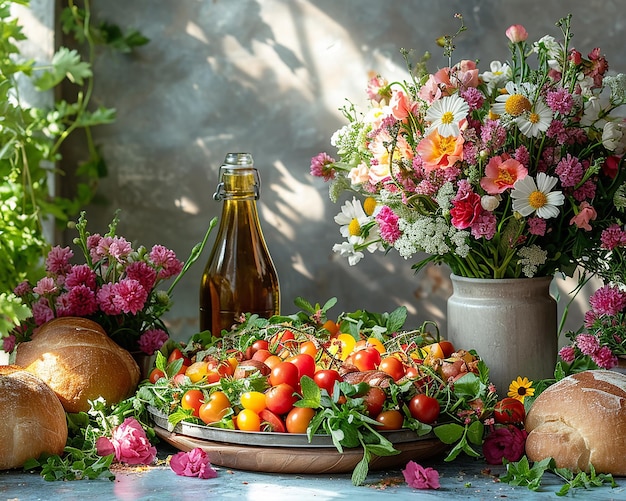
{"left": 168, "top": 348, "right": 191, "bottom": 366}
{"left": 199, "top": 391, "right": 231, "bottom": 424}
{"left": 379, "top": 356, "right": 406, "bottom": 381}
{"left": 404, "top": 366, "right": 420, "bottom": 379}
{"left": 259, "top": 409, "right": 287, "bottom": 433}
{"left": 494, "top": 398, "right": 526, "bottom": 424}
{"left": 269, "top": 330, "right": 296, "bottom": 353}
{"left": 439, "top": 340, "right": 455, "bottom": 358}
{"left": 269, "top": 361, "right": 300, "bottom": 389}
{"left": 353, "top": 347, "right": 382, "bottom": 371}
{"left": 408, "top": 394, "right": 440, "bottom": 424}
{"left": 265, "top": 383, "right": 298, "bottom": 415}
{"left": 181, "top": 389, "right": 204, "bottom": 417}
{"left": 288, "top": 353, "right": 316, "bottom": 380}
{"left": 252, "top": 349, "right": 272, "bottom": 363}
{"left": 252, "top": 339, "right": 269, "bottom": 352}
{"left": 362, "top": 386, "right": 386, "bottom": 416}
{"left": 313, "top": 369, "right": 342, "bottom": 396}
{"left": 149, "top": 368, "right": 165, "bottom": 384}
{"left": 285, "top": 407, "right": 316, "bottom": 434}
{"left": 375, "top": 409, "right": 404, "bottom": 430}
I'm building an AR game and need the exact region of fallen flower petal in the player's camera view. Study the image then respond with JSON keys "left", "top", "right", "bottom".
{"left": 170, "top": 448, "right": 218, "bottom": 479}
{"left": 402, "top": 460, "right": 440, "bottom": 489}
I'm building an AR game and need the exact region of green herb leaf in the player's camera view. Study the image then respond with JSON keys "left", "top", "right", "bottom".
{"left": 434, "top": 423, "right": 464, "bottom": 444}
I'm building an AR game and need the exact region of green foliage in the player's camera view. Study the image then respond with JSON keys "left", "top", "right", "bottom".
{"left": 0, "top": 0, "right": 147, "bottom": 337}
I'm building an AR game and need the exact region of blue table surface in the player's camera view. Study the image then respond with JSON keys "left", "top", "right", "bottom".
{"left": 1, "top": 445, "right": 624, "bottom": 501}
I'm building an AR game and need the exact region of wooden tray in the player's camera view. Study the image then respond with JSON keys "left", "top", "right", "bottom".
{"left": 154, "top": 425, "right": 448, "bottom": 474}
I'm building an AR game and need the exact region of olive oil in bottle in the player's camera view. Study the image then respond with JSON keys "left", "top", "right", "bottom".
{"left": 199, "top": 153, "right": 280, "bottom": 335}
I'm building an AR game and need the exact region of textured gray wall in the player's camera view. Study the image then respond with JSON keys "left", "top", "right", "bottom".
{"left": 60, "top": 0, "right": 626, "bottom": 344}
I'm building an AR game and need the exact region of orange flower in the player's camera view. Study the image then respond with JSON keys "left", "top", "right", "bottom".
{"left": 480, "top": 155, "right": 528, "bottom": 194}
{"left": 416, "top": 129, "right": 464, "bottom": 171}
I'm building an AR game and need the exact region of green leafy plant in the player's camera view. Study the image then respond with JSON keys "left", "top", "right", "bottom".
{"left": 0, "top": 0, "right": 148, "bottom": 336}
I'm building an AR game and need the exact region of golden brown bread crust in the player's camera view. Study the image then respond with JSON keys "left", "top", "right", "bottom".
{"left": 15, "top": 317, "right": 140, "bottom": 413}
{"left": 0, "top": 365, "right": 68, "bottom": 469}
{"left": 525, "top": 370, "right": 626, "bottom": 475}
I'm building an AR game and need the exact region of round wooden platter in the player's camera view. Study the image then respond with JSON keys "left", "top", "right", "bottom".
{"left": 154, "top": 425, "right": 448, "bottom": 474}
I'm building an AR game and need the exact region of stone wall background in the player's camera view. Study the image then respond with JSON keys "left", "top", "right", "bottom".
{"left": 47, "top": 0, "right": 626, "bottom": 344}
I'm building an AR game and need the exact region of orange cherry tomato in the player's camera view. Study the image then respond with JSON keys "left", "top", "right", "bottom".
{"left": 299, "top": 340, "right": 318, "bottom": 358}
{"left": 375, "top": 409, "right": 404, "bottom": 430}
{"left": 285, "top": 407, "right": 315, "bottom": 434}
{"left": 181, "top": 389, "right": 204, "bottom": 417}
{"left": 149, "top": 368, "right": 165, "bottom": 384}
{"left": 199, "top": 391, "right": 231, "bottom": 424}
{"left": 185, "top": 361, "right": 209, "bottom": 383}
{"left": 240, "top": 391, "right": 267, "bottom": 414}
{"left": 236, "top": 409, "right": 261, "bottom": 431}
{"left": 379, "top": 356, "right": 406, "bottom": 381}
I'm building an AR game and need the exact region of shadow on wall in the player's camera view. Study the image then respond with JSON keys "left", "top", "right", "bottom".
{"left": 57, "top": 0, "right": 624, "bottom": 342}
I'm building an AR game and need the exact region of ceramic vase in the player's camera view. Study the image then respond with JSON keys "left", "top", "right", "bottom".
{"left": 447, "top": 274, "right": 558, "bottom": 395}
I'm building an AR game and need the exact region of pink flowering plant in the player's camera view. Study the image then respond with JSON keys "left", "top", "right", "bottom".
{"left": 5, "top": 211, "right": 210, "bottom": 355}
{"left": 310, "top": 15, "right": 626, "bottom": 279}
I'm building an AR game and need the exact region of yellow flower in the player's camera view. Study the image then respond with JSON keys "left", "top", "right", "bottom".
{"left": 508, "top": 376, "right": 535, "bottom": 403}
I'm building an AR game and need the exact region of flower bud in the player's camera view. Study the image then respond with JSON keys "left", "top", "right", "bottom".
{"left": 505, "top": 24, "right": 528, "bottom": 43}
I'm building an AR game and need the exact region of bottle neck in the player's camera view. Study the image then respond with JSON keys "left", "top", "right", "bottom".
{"left": 213, "top": 167, "right": 260, "bottom": 201}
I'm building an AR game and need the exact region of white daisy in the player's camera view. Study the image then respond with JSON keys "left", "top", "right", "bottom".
{"left": 515, "top": 100, "right": 553, "bottom": 137}
{"left": 492, "top": 81, "right": 533, "bottom": 117}
{"left": 332, "top": 242, "right": 364, "bottom": 266}
{"left": 511, "top": 172, "right": 565, "bottom": 219}
{"left": 334, "top": 197, "right": 369, "bottom": 238}
{"left": 424, "top": 94, "right": 469, "bottom": 137}
{"left": 480, "top": 61, "right": 512, "bottom": 93}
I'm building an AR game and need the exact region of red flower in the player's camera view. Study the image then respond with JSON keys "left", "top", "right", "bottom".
{"left": 450, "top": 191, "right": 482, "bottom": 229}
{"left": 482, "top": 425, "right": 527, "bottom": 465}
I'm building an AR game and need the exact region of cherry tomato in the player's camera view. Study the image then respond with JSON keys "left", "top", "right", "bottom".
{"left": 375, "top": 409, "right": 404, "bottom": 430}
{"left": 365, "top": 337, "right": 386, "bottom": 355}
{"left": 236, "top": 409, "right": 261, "bottom": 431}
{"left": 185, "top": 361, "right": 209, "bottom": 383}
{"left": 334, "top": 333, "right": 356, "bottom": 360}
{"left": 269, "top": 330, "right": 296, "bottom": 353}
{"left": 240, "top": 391, "right": 267, "bottom": 414}
{"left": 181, "top": 389, "right": 204, "bottom": 417}
{"left": 379, "top": 356, "right": 406, "bottom": 381}
{"left": 252, "top": 339, "right": 269, "bottom": 352}
{"left": 199, "top": 391, "right": 231, "bottom": 424}
{"left": 287, "top": 353, "right": 316, "bottom": 380}
{"left": 269, "top": 361, "right": 300, "bottom": 389}
{"left": 265, "top": 383, "right": 298, "bottom": 415}
{"left": 408, "top": 394, "right": 440, "bottom": 424}
{"left": 313, "top": 369, "right": 342, "bottom": 396}
{"left": 252, "top": 349, "right": 272, "bottom": 363}
{"left": 299, "top": 340, "right": 318, "bottom": 358}
{"left": 259, "top": 409, "right": 286, "bottom": 432}
{"left": 149, "top": 368, "right": 165, "bottom": 384}
{"left": 353, "top": 347, "right": 382, "bottom": 371}
{"left": 494, "top": 397, "right": 526, "bottom": 424}
{"left": 263, "top": 355, "right": 283, "bottom": 370}
{"left": 168, "top": 348, "right": 191, "bottom": 366}
{"left": 404, "top": 366, "right": 420, "bottom": 379}
{"left": 439, "top": 340, "right": 455, "bottom": 358}
{"left": 362, "top": 386, "right": 386, "bottom": 416}
{"left": 322, "top": 319, "right": 339, "bottom": 336}
{"left": 425, "top": 343, "right": 445, "bottom": 360}
{"left": 285, "top": 407, "right": 315, "bottom": 434}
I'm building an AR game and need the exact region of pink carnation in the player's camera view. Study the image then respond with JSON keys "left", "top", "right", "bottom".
{"left": 576, "top": 333, "right": 600, "bottom": 356}
{"left": 33, "top": 276, "right": 57, "bottom": 296}
{"left": 137, "top": 328, "right": 169, "bottom": 355}
{"left": 310, "top": 152, "right": 337, "bottom": 181}
{"left": 592, "top": 346, "right": 618, "bottom": 369}
{"left": 149, "top": 245, "right": 183, "bottom": 280}
{"left": 13, "top": 280, "right": 32, "bottom": 297}
{"left": 402, "top": 461, "right": 440, "bottom": 489}
{"left": 170, "top": 448, "right": 218, "bottom": 479}
{"left": 45, "top": 245, "right": 74, "bottom": 275}
{"left": 559, "top": 345, "right": 576, "bottom": 363}
{"left": 589, "top": 284, "right": 626, "bottom": 316}
{"left": 482, "top": 425, "right": 527, "bottom": 465}
{"left": 32, "top": 298, "right": 54, "bottom": 326}
{"left": 96, "top": 417, "right": 156, "bottom": 465}
{"left": 2, "top": 335, "right": 16, "bottom": 353}
{"left": 113, "top": 278, "right": 148, "bottom": 315}
{"left": 97, "top": 282, "right": 124, "bottom": 315}
{"left": 66, "top": 285, "right": 98, "bottom": 316}
{"left": 65, "top": 264, "right": 97, "bottom": 290}
{"left": 126, "top": 261, "right": 158, "bottom": 292}
{"left": 601, "top": 224, "right": 626, "bottom": 250}
{"left": 376, "top": 206, "right": 401, "bottom": 244}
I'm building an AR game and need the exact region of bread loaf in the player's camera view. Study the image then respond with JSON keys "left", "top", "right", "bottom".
{"left": 15, "top": 317, "right": 140, "bottom": 413}
{"left": 0, "top": 365, "right": 68, "bottom": 469}
{"left": 525, "top": 370, "right": 626, "bottom": 475}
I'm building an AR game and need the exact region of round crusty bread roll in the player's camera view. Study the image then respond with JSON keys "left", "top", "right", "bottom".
{"left": 525, "top": 370, "right": 626, "bottom": 475}
{"left": 0, "top": 365, "right": 68, "bottom": 469}
{"left": 15, "top": 317, "right": 140, "bottom": 413}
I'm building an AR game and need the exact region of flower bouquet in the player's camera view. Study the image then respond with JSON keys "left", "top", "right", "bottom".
{"left": 310, "top": 14, "right": 626, "bottom": 279}
{"left": 5, "top": 211, "right": 213, "bottom": 356}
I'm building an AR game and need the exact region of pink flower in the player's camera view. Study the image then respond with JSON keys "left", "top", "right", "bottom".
{"left": 32, "top": 298, "right": 54, "bottom": 326}
{"left": 505, "top": 24, "right": 528, "bottom": 43}
{"left": 527, "top": 217, "right": 547, "bottom": 236}
{"left": 450, "top": 190, "right": 482, "bottom": 229}
{"left": 138, "top": 328, "right": 169, "bottom": 355}
{"left": 376, "top": 206, "right": 401, "bottom": 244}
{"left": 113, "top": 278, "right": 149, "bottom": 315}
{"left": 576, "top": 333, "right": 600, "bottom": 356}
{"left": 592, "top": 346, "right": 618, "bottom": 369}
{"left": 97, "top": 282, "right": 124, "bottom": 315}
{"left": 13, "top": 280, "right": 31, "bottom": 297}
{"left": 390, "top": 88, "right": 417, "bottom": 122}
{"left": 559, "top": 345, "right": 576, "bottom": 363}
{"left": 149, "top": 245, "right": 183, "bottom": 280}
{"left": 310, "top": 152, "right": 337, "bottom": 181}
{"left": 555, "top": 154, "right": 583, "bottom": 187}
{"left": 126, "top": 261, "right": 158, "bottom": 292}
{"left": 546, "top": 87, "right": 574, "bottom": 114}
{"left": 402, "top": 461, "right": 440, "bottom": 489}
{"left": 96, "top": 417, "right": 157, "bottom": 465}
{"left": 482, "top": 425, "right": 527, "bottom": 465}
{"left": 470, "top": 211, "right": 497, "bottom": 240}
{"left": 33, "top": 277, "right": 57, "bottom": 296}
{"left": 569, "top": 202, "right": 597, "bottom": 231}
{"left": 96, "top": 236, "right": 133, "bottom": 261}
{"left": 480, "top": 155, "right": 528, "bottom": 195}
{"left": 170, "top": 448, "right": 218, "bottom": 479}
{"left": 366, "top": 74, "right": 390, "bottom": 103}
{"left": 66, "top": 285, "right": 98, "bottom": 316}
{"left": 2, "top": 335, "right": 16, "bottom": 353}
{"left": 45, "top": 245, "right": 74, "bottom": 275}
{"left": 65, "top": 264, "right": 97, "bottom": 290}
{"left": 589, "top": 284, "right": 626, "bottom": 316}
{"left": 601, "top": 224, "right": 626, "bottom": 250}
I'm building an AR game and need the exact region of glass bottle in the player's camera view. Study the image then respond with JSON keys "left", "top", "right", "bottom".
{"left": 199, "top": 153, "right": 280, "bottom": 335}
